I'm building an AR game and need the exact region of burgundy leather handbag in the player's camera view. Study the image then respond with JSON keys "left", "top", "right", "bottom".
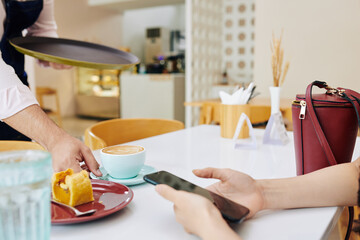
{"left": 292, "top": 81, "right": 360, "bottom": 175}
{"left": 292, "top": 81, "right": 360, "bottom": 240}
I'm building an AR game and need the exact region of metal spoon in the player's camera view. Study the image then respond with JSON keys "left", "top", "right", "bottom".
{"left": 51, "top": 200, "right": 96, "bottom": 217}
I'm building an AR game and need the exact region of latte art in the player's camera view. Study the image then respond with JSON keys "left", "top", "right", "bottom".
{"left": 102, "top": 145, "right": 144, "bottom": 155}
{"left": 100, "top": 144, "right": 146, "bottom": 179}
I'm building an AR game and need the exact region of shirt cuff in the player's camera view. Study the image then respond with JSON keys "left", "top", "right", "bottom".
{"left": 0, "top": 85, "right": 39, "bottom": 120}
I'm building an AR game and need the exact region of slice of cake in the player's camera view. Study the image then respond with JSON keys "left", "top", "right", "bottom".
{"left": 52, "top": 169, "right": 94, "bottom": 207}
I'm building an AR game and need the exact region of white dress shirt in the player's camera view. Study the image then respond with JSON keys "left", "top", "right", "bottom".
{"left": 0, "top": 0, "right": 57, "bottom": 120}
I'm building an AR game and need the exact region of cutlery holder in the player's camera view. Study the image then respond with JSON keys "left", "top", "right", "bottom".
{"left": 220, "top": 104, "right": 250, "bottom": 139}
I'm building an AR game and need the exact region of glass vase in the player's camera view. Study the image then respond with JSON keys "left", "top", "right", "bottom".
{"left": 269, "top": 86, "right": 281, "bottom": 115}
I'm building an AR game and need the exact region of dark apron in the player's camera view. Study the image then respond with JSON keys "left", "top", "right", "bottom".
{"left": 0, "top": 0, "right": 43, "bottom": 140}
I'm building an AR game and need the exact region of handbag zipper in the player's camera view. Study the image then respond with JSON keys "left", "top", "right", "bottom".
{"left": 294, "top": 100, "right": 348, "bottom": 120}
{"left": 299, "top": 100, "right": 306, "bottom": 119}
{"left": 293, "top": 101, "right": 349, "bottom": 108}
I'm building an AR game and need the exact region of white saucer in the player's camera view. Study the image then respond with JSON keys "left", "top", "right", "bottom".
{"left": 90, "top": 165, "right": 157, "bottom": 186}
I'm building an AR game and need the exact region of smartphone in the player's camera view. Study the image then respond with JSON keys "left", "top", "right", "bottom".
{"left": 143, "top": 171, "right": 250, "bottom": 222}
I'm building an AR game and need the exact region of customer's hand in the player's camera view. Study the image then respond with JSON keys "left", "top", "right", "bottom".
{"left": 194, "top": 168, "right": 264, "bottom": 218}
{"left": 38, "top": 60, "right": 72, "bottom": 69}
{"left": 49, "top": 134, "right": 102, "bottom": 176}
{"left": 155, "top": 184, "right": 241, "bottom": 240}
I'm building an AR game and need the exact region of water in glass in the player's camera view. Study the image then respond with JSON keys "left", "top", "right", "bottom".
{"left": 0, "top": 150, "right": 52, "bottom": 240}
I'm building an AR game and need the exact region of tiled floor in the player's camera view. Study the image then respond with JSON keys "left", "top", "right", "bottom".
{"left": 61, "top": 116, "right": 100, "bottom": 141}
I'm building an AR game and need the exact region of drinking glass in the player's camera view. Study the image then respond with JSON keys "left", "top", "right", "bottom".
{"left": 0, "top": 150, "right": 52, "bottom": 240}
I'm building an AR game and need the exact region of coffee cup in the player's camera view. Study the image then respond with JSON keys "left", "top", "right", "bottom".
{"left": 100, "top": 145, "right": 145, "bottom": 179}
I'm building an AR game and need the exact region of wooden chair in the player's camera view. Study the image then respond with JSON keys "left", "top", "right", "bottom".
{"left": 199, "top": 102, "right": 221, "bottom": 125}
{"left": 84, "top": 118, "right": 185, "bottom": 150}
{"left": 0, "top": 141, "right": 45, "bottom": 151}
{"left": 36, "top": 87, "right": 62, "bottom": 127}
{"left": 337, "top": 207, "right": 360, "bottom": 240}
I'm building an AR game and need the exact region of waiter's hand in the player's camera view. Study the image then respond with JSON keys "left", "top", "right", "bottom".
{"left": 49, "top": 133, "right": 102, "bottom": 176}
{"left": 38, "top": 59, "right": 72, "bottom": 70}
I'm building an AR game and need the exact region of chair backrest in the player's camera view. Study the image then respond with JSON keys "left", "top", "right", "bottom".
{"left": 84, "top": 118, "right": 185, "bottom": 150}
{"left": 199, "top": 102, "right": 221, "bottom": 125}
{"left": 0, "top": 141, "right": 45, "bottom": 151}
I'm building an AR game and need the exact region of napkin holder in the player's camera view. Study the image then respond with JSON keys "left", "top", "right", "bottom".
{"left": 263, "top": 112, "right": 290, "bottom": 145}
{"left": 232, "top": 113, "right": 258, "bottom": 149}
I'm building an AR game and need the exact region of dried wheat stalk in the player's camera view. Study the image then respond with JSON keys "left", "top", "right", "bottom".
{"left": 271, "top": 32, "right": 290, "bottom": 87}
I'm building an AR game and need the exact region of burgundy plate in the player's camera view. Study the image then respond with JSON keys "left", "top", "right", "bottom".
{"left": 51, "top": 179, "right": 133, "bottom": 224}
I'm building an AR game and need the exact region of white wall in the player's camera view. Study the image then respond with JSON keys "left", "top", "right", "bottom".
{"left": 254, "top": 0, "right": 360, "bottom": 98}
{"left": 122, "top": 4, "right": 185, "bottom": 62}
{"left": 33, "top": 0, "right": 360, "bottom": 117}
{"left": 34, "top": 0, "right": 124, "bottom": 116}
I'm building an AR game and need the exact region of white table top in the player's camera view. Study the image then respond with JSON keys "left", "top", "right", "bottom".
{"left": 51, "top": 125, "right": 360, "bottom": 240}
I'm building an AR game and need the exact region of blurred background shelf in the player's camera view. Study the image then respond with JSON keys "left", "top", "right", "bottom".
{"left": 75, "top": 67, "right": 121, "bottom": 119}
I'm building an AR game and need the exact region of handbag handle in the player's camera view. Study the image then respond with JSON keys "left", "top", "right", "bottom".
{"left": 305, "top": 81, "right": 337, "bottom": 166}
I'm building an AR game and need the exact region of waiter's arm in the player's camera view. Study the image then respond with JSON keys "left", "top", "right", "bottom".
{"left": 3, "top": 104, "right": 102, "bottom": 176}
{"left": 0, "top": 59, "right": 100, "bottom": 175}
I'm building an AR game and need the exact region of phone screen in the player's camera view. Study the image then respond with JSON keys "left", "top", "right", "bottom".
{"left": 144, "top": 171, "right": 249, "bottom": 222}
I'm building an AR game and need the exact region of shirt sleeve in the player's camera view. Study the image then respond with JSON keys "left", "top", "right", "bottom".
{"left": 0, "top": 55, "right": 39, "bottom": 120}
{"left": 26, "top": 0, "right": 58, "bottom": 38}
